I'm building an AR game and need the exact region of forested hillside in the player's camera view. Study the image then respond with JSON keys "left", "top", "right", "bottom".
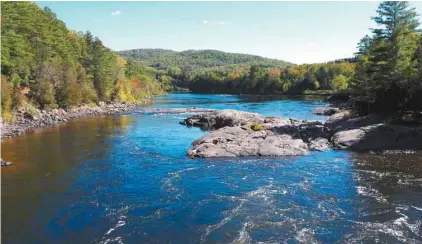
{"left": 118, "top": 49, "right": 293, "bottom": 72}
{"left": 1, "top": 2, "right": 167, "bottom": 121}
{"left": 118, "top": 49, "right": 355, "bottom": 94}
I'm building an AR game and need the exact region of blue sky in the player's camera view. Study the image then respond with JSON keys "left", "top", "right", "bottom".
{"left": 36, "top": 1, "right": 422, "bottom": 64}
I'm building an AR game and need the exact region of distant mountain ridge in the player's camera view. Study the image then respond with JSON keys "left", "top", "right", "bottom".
{"left": 117, "top": 48, "right": 293, "bottom": 73}
{"left": 115, "top": 48, "right": 356, "bottom": 95}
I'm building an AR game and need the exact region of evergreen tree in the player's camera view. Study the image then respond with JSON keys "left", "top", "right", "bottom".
{"left": 351, "top": 1, "right": 420, "bottom": 113}
{"left": 356, "top": 35, "right": 373, "bottom": 56}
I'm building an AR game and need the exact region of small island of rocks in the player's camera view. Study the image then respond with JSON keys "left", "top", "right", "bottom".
{"left": 179, "top": 108, "right": 422, "bottom": 158}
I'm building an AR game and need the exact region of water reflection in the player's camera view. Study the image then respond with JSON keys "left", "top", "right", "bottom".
{"left": 1, "top": 115, "right": 134, "bottom": 242}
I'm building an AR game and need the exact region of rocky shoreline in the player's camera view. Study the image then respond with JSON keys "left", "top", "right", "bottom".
{"left": 0, "top": 99, "right": 151, "bottom": 139}
{"left": 179, "top": 108, "right": 422, "bottom": 158}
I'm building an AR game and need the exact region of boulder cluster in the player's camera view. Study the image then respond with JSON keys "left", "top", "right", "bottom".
{"left": 180, "top": 109, "right": 422, "bottom": 158}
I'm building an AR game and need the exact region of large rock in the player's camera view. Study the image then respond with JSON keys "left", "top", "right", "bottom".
{"left": 332, "top": 128, "right": 366, "bottom": 149}
{"left": 187, "top": 126, "right": 310, "bottom": 158}
{"left": 331, "top": 124, "right": 422, "bottom": 151}
{"left": 329, "top": 114, "right": 386, "bottom": 132}
{"left": 181, "top": 109, "right": 266, "bottom": 130}
{"left": 183, "top": 110, "right": 331, "bottom": 158}
{"left": 308, "top": 138, "right": 331, "bottom": 151}
{"left": 327, "top": 110, "right": 353, "bottom": 124}
{"left": 299, "top": 122, "right": 329, "bottom": 141}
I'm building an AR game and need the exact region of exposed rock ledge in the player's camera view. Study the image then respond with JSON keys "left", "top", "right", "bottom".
{"left": 180, "top": 109, "right": 422, "bottom": 158}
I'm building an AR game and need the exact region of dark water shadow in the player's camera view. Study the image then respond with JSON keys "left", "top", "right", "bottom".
{"left": 1, "top": 115, "right": 134, "bottom": 242}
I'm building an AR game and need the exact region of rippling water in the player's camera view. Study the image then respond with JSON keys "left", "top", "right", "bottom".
{"left": 2, "top": 94, "right": 422, "bottom": 243}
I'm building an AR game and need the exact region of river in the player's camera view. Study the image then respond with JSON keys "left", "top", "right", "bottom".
{"left": 2, "top": 94, "right": 422, "bottom": 243}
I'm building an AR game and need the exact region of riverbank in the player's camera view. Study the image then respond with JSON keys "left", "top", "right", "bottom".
{"left": 0, "top": 99, "right": 151, "bottom": 139}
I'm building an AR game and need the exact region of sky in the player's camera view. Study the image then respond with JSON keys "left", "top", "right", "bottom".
{"left": 36, "top": 1, "right": 422, "bottom": 64}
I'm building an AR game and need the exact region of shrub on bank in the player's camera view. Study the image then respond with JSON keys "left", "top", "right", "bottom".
{"left": 250, "top": 122, "right": 264, "bottom": 131}
{"left": 1, "top": 76, "right": 13, "bottom": 122}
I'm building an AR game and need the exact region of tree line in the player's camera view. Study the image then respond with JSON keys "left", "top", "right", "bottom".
{"left": 350, "top": 1, "right": 422, "bottom": 114}
{"left": 172, "top": 61, "right": 355, "bottom": 94}
{"left": 1, "top": 2, "right": 167, "bottom": 121}
{"left": 119, "top": 49, "right": 356, "bottom": 95}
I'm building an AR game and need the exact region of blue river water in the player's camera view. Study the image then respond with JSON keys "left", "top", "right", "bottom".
{"left": 2, "top": 94, "right": 422, "bottom": 243}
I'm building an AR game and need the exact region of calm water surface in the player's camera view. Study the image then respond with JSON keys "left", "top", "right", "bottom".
{"left": 2, "top": 94, "right": 422, "bottom": 243}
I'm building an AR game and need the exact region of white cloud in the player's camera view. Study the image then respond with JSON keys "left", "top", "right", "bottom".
{"left": 202, "top": 20, "right": 226, "bottom": 25}
{"left": 111, "top": 10, "right": 121, "bottom": 16}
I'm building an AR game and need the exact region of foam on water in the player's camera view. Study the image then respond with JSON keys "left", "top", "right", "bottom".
{"left": 99, "top": 236, "right": 124, "bottom": 244}
{"left": 105, "top": 217, "right": 126, "bottom": 235}
{"left": 295, "top": 228, "right": 318, "bottom": 244}
{"left": 356, "top": 186, "right": 388, "bottom": 203}
{"left": 231, "top": 221, "right": 253, "bottom": 244}
{"left": 201, "top": 200, "right": 247, "bottom": 242}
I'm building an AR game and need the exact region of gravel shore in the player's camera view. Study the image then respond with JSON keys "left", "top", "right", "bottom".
{"left": 1, "top": 100, "right": 151, "bottom": 139}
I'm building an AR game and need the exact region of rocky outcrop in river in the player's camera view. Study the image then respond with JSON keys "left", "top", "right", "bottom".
{"left": 180, "top": 109, "right": 422, "bottom": 158}
{"left": 181, "top": 110, "right": 331, "bottom": 157}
